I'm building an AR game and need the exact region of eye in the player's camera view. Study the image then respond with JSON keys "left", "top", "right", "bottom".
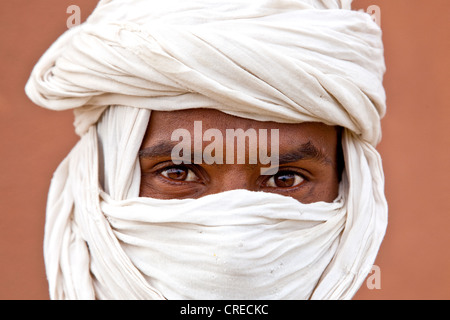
{"left": 265, "top": 171, "right": 304, "bottom": 188}
{"left": 160, "top": 166, "right": 199, "bottom": 182}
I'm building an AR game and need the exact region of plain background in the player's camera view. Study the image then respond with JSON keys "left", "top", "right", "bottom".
{"left": 0, "top": 0, "right": 449, "bottom": 300}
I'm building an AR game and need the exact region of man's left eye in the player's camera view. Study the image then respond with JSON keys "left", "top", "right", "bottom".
{"left": 160, "top": 166, "right": 199, "bottom": 182}
{"left": 265, "top": 171, "right": 304, "bottom": 188}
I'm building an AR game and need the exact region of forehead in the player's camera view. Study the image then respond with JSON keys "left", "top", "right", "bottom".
{"left": 143, "top": 108, "right": 337, "bottom": 149}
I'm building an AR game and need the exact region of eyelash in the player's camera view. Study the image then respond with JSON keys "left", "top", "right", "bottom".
{"left": 154, "top": 163, "right": 308, "bottom": 189}
{"left": 154, "top": 163, "right": 204, "bottom": 184}
{"left": 263, "top": 171, "right": 305, "bottom": 188}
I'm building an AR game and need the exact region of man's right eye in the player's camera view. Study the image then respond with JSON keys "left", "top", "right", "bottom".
{"left": 159, "top": 166, "right": 200, "bottom": 182}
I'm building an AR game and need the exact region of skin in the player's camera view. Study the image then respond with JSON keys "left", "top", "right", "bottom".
{"left": 139, "top": 108, "right": 342, "bottom": 204}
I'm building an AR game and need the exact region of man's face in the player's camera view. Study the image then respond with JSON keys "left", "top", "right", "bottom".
{"left": 139, "top": 109, "right": 341, "bottom": 203}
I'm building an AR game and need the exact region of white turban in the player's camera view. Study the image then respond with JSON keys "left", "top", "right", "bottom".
{"left": 25, "top": 0, "right": 388, "bottom": 300}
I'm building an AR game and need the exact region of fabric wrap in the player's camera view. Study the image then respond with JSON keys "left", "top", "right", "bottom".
{"left": 25, "top": 0, "right": 388, "bottom": 300}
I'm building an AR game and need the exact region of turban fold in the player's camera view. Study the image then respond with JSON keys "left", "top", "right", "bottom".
{"left": 27, "top": 0, "right": 385, "bottom": 145}
{"left": 25, "top": 0, "right": 388, "bottom": 300}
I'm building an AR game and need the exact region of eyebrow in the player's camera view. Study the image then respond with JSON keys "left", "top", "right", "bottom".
{"left": 278, "top": 141, "right": 332, "bottom": 165}
{"left": 139, "top": 141, "right": 178, "bottom": 159}
{"left": 139, "top": 140, "right": 332, "bottom": 165}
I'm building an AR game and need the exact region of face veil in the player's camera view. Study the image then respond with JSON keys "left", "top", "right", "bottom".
{"left": 26, "top": 0, "right": 388, "bottom": 300}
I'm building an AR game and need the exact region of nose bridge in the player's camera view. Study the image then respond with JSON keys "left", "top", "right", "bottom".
{"left": 208, "top": 165, "right": 255, "bottom": 194}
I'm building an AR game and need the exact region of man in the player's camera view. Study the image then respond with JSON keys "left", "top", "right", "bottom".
{"left": 26, "top": 0, "right": 387, "bottom": 299}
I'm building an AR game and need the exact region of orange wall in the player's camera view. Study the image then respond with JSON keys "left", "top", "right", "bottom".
{"left": 0, "top": 0, "right": 449, "bottom": 300}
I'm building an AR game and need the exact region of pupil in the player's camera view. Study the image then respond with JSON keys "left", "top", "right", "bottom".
{"left": 275, "top": 172, "right": 295, "bottom": 187}
{"left": 167, "top": 167, "right": 187, "bottom": 180}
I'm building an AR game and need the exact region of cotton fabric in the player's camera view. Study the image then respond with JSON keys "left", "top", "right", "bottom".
{"left": 25, "top": 0, "right": 388, "bottom": 300}
{"left": 101, "top": 187, "right": 348, "bottom": 300}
